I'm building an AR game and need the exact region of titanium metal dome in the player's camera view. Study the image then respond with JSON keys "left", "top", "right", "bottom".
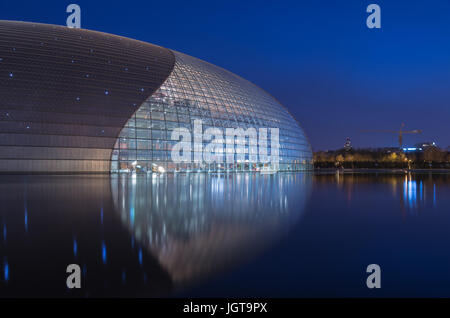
{"left": 0, "top": 21, "right": 312, "bottom": 173}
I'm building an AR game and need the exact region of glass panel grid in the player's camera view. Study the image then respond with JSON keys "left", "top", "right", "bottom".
{"left": 111, "top": 51, "right": 312, "bottom": 173}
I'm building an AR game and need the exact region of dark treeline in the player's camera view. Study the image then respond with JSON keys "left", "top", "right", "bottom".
{"left": 314, "top": 147, "right": 450, "bottom": 169}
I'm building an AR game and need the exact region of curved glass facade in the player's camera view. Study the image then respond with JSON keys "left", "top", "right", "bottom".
{"left": 0, "top": 21, "right": 174, "bottom": 173}
{"left": 111, "top": 51, "right": 312, "bottom": 173}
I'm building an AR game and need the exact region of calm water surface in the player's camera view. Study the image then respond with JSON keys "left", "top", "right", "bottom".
{"left": 0, "top": 172, "right": 449, "bottom": 297}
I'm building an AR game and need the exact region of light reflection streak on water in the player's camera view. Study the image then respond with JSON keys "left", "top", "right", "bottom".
{"left": 102, "top": 241, "right": 107, "bottom": 265}
{"left": 3, "top": 259, "right": 8, "bottom": 282}
{"left": 404, "top": 176, "right": 417, "bottom": 210}
{"left": 434, "top": 184, "right": 437, "bottom": 207}
{"left": 73, "top": 237, "right": 78, "bottom": 258}
{"left": 129, "top": 206, "right": 135, "bottom": 226}
{"left": 138, "top": 248, "right": 143, "bottom": 266}
{"left": 420, "top": 181, "right": 423, "bottom": 202}
{"left": 24, "top": 186, "right": 28, "bottom": 233}
{"left": 24, "top": 207, "right": 28, "bottom": 232}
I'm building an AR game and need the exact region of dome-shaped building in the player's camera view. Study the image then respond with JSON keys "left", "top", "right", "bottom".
{"left": 0, "top": 21, "right": 312, "bottom": 173}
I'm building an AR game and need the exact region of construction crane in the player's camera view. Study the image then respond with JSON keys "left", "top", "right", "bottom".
{"left": 361, "top": 123, "right": 422, "bottom": 148}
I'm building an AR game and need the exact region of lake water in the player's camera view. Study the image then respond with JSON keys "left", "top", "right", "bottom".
{"left": 0, "top": 172, "right": 449, "bottom": 297}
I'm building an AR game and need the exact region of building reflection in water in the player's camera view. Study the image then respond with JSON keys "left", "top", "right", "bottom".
{"left": 0, "top": 175, "right": 174, "bottom": 297}
{"left": 111, "top": 173, "right": 312, "bottom": 288}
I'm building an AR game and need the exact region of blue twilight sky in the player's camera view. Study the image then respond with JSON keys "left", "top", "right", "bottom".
{"left": 1, "top": 0, "right": 449, "bottom": 150}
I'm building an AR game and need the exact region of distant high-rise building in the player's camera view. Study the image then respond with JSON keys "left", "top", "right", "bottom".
{"left": 344, "top": 137, "right": 352, "bottom": 151}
